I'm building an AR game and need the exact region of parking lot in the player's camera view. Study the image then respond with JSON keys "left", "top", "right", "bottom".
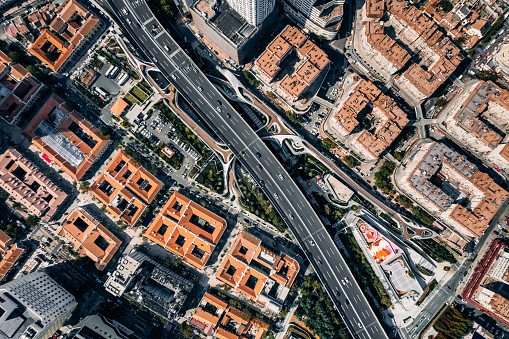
{"left": 303, "top": 102, "right": 330, "bottom": 137}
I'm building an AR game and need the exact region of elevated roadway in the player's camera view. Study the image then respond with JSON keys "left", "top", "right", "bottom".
{"left": 96, "top": 1, "right": 389, "bottom": 337}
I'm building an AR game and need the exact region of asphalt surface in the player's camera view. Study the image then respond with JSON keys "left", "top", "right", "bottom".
{"left": 94, "top": 0, "right": 388, "bottom": 337}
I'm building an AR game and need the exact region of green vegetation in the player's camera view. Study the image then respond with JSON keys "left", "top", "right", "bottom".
{"left": 189, "top": 167, "right": 198, "bottom": 178}
{"left": 0, "top": 40, "right": 52, "bottom": 85}
{"left": 285, "top": 110, "right": 304, "bottom": 123}
{"left": 97, "top": 49, "right": 140, "bottom": 80}
{"left": 140, "top": 81, "right": 154, "bottom": 93}
{"left": 436, "top": 98, "right": 447, "bottom": 108}
{"left": 480, "top": 16, "right": 504, "bottom": 44}
{"left": 0, "top": 220, "right": 21, "bottom": 238}
{"left": 414, "top": 239, "right": 456, "bottom": 263}
{"left": 477, "top": 70, "right": 498, "bottom": 82}
{"left": 123, "top": 93, "right": 139, "bottom": 106}
{"left": 416, "top": 279, "right": 438, "bottom": 306}
{"left": 130, "top": 86, "right": 149, "bottom": 102}
{"left": 393, "top": 152, "right": 404, "bottom": 161}
{"left": 338, "top": 229, "right": 392, "bottom": 311}
{"left": 395, "top": 195, "right": 413, "bottom": 209}
{"left": 322, "top": 138, "right": 335, "bottom": 150}
{"left": 243, "top": 70, "right": 260, "bottom": 87}
{"left": 312, "top": 192, "right": 348, "bottom": 223}
{"left": 45, "top": 50, "right": 60, "bottom": 62}
{"left": 290, "top": 154, "right": 329, "bottom": 181}
{"left": 433, "top": 306, "right": 472, "bottom": 338}
{"left": 120, "top": 121, "right": 130, "bottom": 129}
{"left": 91, "top": 56, "right": 105, "bottom": 70}
{"left": 294, "top": 275, "right": 350, "bottom": 339}
{"left": 416, "top": 265, "right": 432, "bottom": 276}
{"left": 411, "top": 206, "right": 434, "bottom": 225}
{"left": 374, "top": 160, "right": 396, "bottom": 195}
{"left": 342, "top": 155, "right": 356, "bottom": 168}
{"left": 148, "top": 0, "right": 177, "bottom": 23}
{"left": 237, "top": 177, "right": 287, "bottom": 232}
{"left": 438, "top": 0, "right": 453, "bottom": 11}
{"left": 196, "top": 159, "right": 224, "bottom": 193}
{"left": 179, "top": 321, "right": 194, "bottom": 339}
{"left": 379, "top": 213, "right": 402, "bottom": 235}
{"left": 157, "top": 100, "right": 212, "bottom": 166}
{"left": 74, "top": 81, "right": 108, "bottom": 108}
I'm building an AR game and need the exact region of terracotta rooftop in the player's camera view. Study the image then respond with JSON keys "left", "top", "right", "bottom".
{"left": 0, "top": 147, "right": 67, "bottom": 221}
{"left": 216, "top": 232, "right": 299, "bottom": 308}
{"left": 110, "top": 97, "right": 129, "bottom": 116}
{"left": 144, "top": 192, "right": 226, "bottom": 269}
{"left": 364, "top": 22, "right": 411, "bottom": 71}
{"left": 366, "top": 0, "right": 385, "bottom": 18}
{"left": 57, "top": 207, "right": 121, "bottom": 270}
{"left": 23, "top": 94, "right": 109, "bottom": 181}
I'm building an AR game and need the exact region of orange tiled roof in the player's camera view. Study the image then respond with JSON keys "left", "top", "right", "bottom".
{"left": 144, "top": 192, "right": 226, "bottom": 269}
{"left": 57, "top": 207, "right": 122, "bottom": 270}
{"left": 110, "top": 98, "right": 129, "bottom": 116}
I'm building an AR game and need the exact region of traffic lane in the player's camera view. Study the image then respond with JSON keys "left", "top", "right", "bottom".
{"left": 119, "top": 0, "right": 385, "bottom": 335}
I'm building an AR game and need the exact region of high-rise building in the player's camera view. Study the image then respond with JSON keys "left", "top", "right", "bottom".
{"left": 283, "top": 0, "right": 344, "bottom": 40}
{"left": 226, "top": 0, "right": 275, "bottom": 26}
{"left": 0, "top": 271, "right": 77, "bottom": 339}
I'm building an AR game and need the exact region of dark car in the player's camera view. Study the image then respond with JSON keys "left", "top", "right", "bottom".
{"left": 256, "top": 152, "right": 261, "bottom": 158}
{"left": 494, "top": 231, "right": 499, "bottom": 235}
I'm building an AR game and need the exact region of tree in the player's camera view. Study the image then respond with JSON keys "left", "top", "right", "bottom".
{"left": 438, "top": 0, "right": 453, "bottom": 11}
{"left": 322, "top": 138, "right": 335, "bottom": 150}
{"left": 25, "top": 215, "right": 40, "bottom": 228}
{"left": 395, "top": 195, "right": 413, "bottom": 209}
{"left": 477, "top": 70, "right": 498, "bottom": 81}
{"left": 393, "top": 152, "right": 404, "bottom": 161}
{"left": 436, "top": 98, "right": 448, "bottom": 108}
{"left": 120, "top": 121, "right": 130, "bottom": 129}
{"left": 317, "top": 35, "right": 325, "bottom": 44}
{"left": 342, "top": 155, "right": 355, "bottom": 168}
{"left": 79, "top": 181, "right": 90, "bottom": 192}
{"left": 179, "top": 322, "right": 194, "bottom": 339}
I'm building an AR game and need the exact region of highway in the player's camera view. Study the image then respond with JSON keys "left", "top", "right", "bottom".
{"left": 95, "top": 0, "right": 388, "bottom": 337}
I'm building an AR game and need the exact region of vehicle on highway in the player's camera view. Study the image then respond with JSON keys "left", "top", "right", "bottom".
{"left": 259, "top": 180, "right": 265, "bottom": 187}
{"left": 256, "top": 152, "right": 261, "bottom": 158}
{"left": 198, "top": 86, "right": 203, "bottom": 92}
{"left": 217, "top": 106, "right": 222, "bottom": 112}
{"left": 278, "top": 173, "right": 284, "bottom": 180}
{"left": 274, "top": 193, "right": 279, "bottom": 199}
{"left": 164, "top": 45, "right": 171, "bottom": 52}
{"left": 310, "top": 240, "right": 315, "bottom": 246}
{"left": 226, "top": 113, "right": 231, "bottom": 118}
{"left": 241, "top": 151, "right": 246, "bottom": 156}
{"left": 317, "top": 259, "right": 323, "bottom": 266}
{"left": 257, "top": 164, "right": 263, "bottom": 170}
{"left": 289, "top": 213, "right": 294, "bottom": 219}
{"left": 217, "top": 100, "right": 222, "bottom": 105}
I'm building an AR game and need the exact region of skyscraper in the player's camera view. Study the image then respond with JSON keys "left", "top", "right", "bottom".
{"left": 226, "top": 0, "right": 276, "bottom": 26}
{"left": 0, "top": 271, "right": 77, "bottom": 339}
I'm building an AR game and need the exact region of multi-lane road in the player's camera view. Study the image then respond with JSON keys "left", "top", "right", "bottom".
{"left": 95, "top": 0, "right": 388, "bottom": 337}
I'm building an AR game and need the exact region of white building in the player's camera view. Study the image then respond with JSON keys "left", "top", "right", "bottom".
{"left": 67, "top": 315, "right": 131, "bottom": 339}
{"left": 0, "top": 271, "right": 77, "bottom": 339}
{"left": 284, "top": 0, "right": 344, "bottom": 39}
{"left": 226, "top": 0, "right": 275, "bottom": 26}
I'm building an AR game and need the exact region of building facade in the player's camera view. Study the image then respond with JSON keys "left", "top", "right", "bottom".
{"left": 226, "top": 0, "right": 275, "bottom": 26}
{"left": 0, "top": 271, "right": 77, "bottom": 339}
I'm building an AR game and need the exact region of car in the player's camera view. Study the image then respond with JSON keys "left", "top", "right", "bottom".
{"left": 317, "top": 259, "right": 323, "bottom": 266}
{"left": 217, "top": 106, "right": 222, "bottom": 112}
{"left": 310, "top": 240, "right": 316, "bottom": 246}
{"left": 256, "top": 152, "right": 261, "bottom": 158}
{"left": 494, "top": 231, "right": 499, "bottom": 235}
{"left": 358, "top": 323, "right": 363, "bottom": 328}
{"left": 198, "top": 86, "right": 203, "bottom": 92}
{"left": 217, "top": 100, "right": 222, "bottom": 106}
{"left": 153, "top": 57, "right": 158, "bottom": 63}
{"left": 164, "top": 45, "right": 171, "bottom": 52}
{"left": 259, "top": 180, "right": 265, "bottom": 187}
{"left": 274, "top": 193, "right": 279, "bottom": 199}
{"left": 241, "top": 151, "right": 246, "bottom": 156}
{"left": 344, "top": 277, "right": 349, "bottom": 283}
{"left": 257, "top": 164, "right": 263, "bottom": 170}
{"left": 226, "top": 113, "right": 231, "bottom": 118}
{"left": 184, "top": 37, "right": 188, "bottom": 42}
{"left": 278, "top": 173, "right": 284, "bottom": 180}
{"left": 289, "top": 213, "right": 294, "bottom": 219}
{"left": 335, "top": 288, "right": 341, "bottom": 296}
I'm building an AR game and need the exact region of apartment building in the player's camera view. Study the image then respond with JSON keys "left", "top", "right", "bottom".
{"left": 29, "top": 0, "right": 100, "bottom": 72}
{"left": 144, "top": 192, "right": 226, "bottom": 269}
{"left": 67, "top": 315, "right": 129, "bottom": 339}
{"left": 464, "top": 240, "right": 509, "bottom": 327}
{"left": 0, "top": 271, "right": 77, "bottom": 339}
{"left": 57, "top": 207, "right": 122, "bottom": 270}
{"left": 360, "top": 22, "right": 411, "bottom": 76}
{"left": 0, "top": 148, "right": 67, "bottom": 221}
{"left": 253, "top": 25, "right": 330, "bottom": 101}
{"left": 365, "top": 0, "right": 384, "bottom": 18}
{"left": 104, "top": 250, "right": 194, "bottom": 321}
{"left": 398, "top": 141, "right": 508, "bottom": 238}
{"left": 23, "top": 93, "right": 109, "bottom": 181}
{"left": 0, "top": 51, "right": 44, "bottom": 124}
{"left": 191, "top": 0, "right": 278, "bottom": 64}
{"left": 216, "top": 232, "right": 299, "bottom": 312}
{"left": 190, "top": 292, "right": 269, "bottom": 338}
{"left": 494, "top": 44, "right": 509, "bottom": 77}
{"left": 283, "top": 0, "right": 344, "bottom": 40}
{"left": 91, "top": 150, "right": 162, "bottom": 226}
{"left": 387, "top": 0, "right": 463, "bottom": 102}
{"left": 329, "top": 79, "right": 409, "bottom": 160}
{"left": 440, "top": 80, "right": 509, "bottom": 174}
{"left": 0, "top": 230, "right": 24, "bottom": 282}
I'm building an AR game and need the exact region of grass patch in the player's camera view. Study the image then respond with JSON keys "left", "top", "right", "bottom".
{"left": 196, "top": 159, "right": 224, "bottom": 193}
{"left": 237, "top": 175, "right": 286, "bottom": 232}
{"left": 338, "top": 229, "right": 392, "bottom": 312}
{"left": 416, "top": 279, "right": 438, "bottom": 306}
{"left": 416, "top": 265, "right": 432, "bottom": 276}
{"left": 189, "top": 167, "right": 198, "bottom": 178}
{"left": 123, "top": 93, "right": 140, "bottom": 106}
{"left": 413, "top": 238, "right": 456, "bottom": 263}
{"left": 130, "top": 86, "right": 148, "bottom": 102}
